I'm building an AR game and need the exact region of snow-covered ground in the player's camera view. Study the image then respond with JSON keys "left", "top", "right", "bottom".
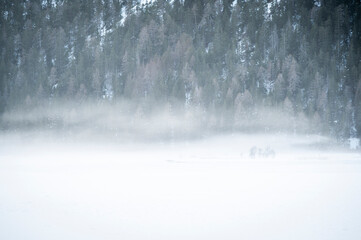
{"left": 0, "top": 133, "right": 361, "bottom": 240}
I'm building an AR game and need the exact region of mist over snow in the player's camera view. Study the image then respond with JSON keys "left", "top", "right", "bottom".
{"left": 1, "top": 130, "right": 361, "bottom": 240}
{"left": 1, "top": 0, "right": 361, "bottom": 239}
{"left": 0, "top": 100, "right": 321, "bottom": 142}
{"left": 1, "top": 102, "right": 361, "bottom": 240}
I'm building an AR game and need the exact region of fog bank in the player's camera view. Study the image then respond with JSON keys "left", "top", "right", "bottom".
{"left": 1, "top": 101, "right": 323, "bottom": 143}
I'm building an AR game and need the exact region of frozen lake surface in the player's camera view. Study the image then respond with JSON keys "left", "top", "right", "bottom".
{"left": 1, "top": 133, "right": 361, "bottom": 240}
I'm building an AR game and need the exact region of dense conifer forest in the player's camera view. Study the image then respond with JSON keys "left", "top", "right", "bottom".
{"left": 0, "top": 0, "right": 360, "bottom": 141}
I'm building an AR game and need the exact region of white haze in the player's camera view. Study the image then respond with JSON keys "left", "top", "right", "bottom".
{"left": 1, "top": 104, "right": 361, "bottom": 240}
{"left": 0, "top": 101, "right": 316, "bottom": 142}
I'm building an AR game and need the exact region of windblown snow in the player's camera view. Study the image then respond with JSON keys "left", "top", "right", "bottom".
{"left": 0, "top": 133, "right": 360, "bottom": 240}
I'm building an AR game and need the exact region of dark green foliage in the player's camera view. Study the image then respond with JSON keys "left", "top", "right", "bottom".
{"left": 0, "top": 0, "right": 360, "bottom": 138}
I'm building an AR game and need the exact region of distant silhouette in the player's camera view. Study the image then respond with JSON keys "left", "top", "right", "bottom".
{"left": 249, "top": 146, "right": 275, "bottom": 159}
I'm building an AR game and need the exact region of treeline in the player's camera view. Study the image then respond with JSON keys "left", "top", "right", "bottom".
{"left": 0, "top": 0, "right": 361, "bottom": 139}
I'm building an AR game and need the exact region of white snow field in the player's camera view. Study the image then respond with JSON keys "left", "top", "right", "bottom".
{"left": 1, "top": 133, "right": 361, "bottom": 240}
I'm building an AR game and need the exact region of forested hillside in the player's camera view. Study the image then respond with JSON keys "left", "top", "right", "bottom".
{"left": 1, "top": 0, "right": 360, "bottom": 140}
